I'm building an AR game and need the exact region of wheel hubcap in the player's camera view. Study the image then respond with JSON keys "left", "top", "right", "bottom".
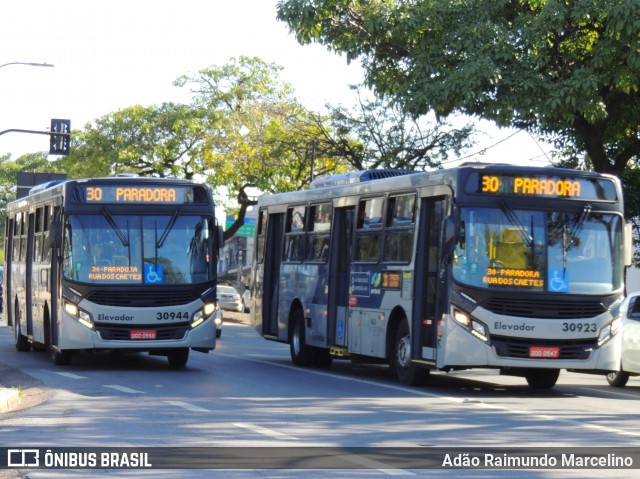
{"left": 397, "top": 335, "right": 411, "bottom": 368}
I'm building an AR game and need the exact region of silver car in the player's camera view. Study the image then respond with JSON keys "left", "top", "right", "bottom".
{"left": 606, "top": 292, "right": 640, "bottom": 387}
{"left": 217, "top": 285, "right": 244, "bottom": 313}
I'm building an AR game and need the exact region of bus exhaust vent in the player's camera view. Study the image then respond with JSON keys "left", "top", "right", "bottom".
{"left": 310, "top": 169, "right": 415, "bottom": 188}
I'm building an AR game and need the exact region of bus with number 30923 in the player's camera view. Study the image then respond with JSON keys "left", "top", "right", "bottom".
{"left": 249, "top": 164, "right": 633, "bottom": 389}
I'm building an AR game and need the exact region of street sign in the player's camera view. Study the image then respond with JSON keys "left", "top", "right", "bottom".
{"left": 225, "top": 216, "right": 256, "bottom": 237}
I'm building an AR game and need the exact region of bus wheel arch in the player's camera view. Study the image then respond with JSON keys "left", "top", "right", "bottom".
{"left": 387, "top": 310, "right": 429, "bottom": 386}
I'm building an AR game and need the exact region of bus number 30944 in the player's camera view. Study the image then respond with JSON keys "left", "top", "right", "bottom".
{"left": 156, "top": 312, "right": 190, "bottom": 320}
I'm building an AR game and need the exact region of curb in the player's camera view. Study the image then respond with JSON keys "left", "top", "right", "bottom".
{"left": 0, "top": 387, "right": 21, "bottom": 414}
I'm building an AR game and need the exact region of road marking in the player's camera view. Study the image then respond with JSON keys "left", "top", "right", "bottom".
{"left": 218, "top": 352, "right": 640, "bottom": 439}
{"left": 234, "top": 422, "right": 298, "bottom": 440}
{"left": 104, "top": 385, "right": 145, "bottom": 394}
{"left": 50, "top": 371, "right": 86, "bottom": 380}
{"left": 164, "top": 400, "right": 209, "bottom": 412}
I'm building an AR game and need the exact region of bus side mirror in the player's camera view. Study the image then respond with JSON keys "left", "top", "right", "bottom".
{"left": 217, "top": 225, "right": 224, "bottom": 251}
{"left": 47, "top": 219, "right": 61, "bottom": 249}
{"left": 443, "top": 215, "right": 458, "bottom": 258}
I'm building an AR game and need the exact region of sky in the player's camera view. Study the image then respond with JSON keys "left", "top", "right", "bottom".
{"left": 0, "top": 0, "right": 553, "bottom": 166}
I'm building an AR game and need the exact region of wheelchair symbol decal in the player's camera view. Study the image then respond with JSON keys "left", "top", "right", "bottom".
{"left": 548, "top": 270, "right": 569, "bottom": 292}
{"left": 144, "top": 264, "right": 164, "bottom": 284}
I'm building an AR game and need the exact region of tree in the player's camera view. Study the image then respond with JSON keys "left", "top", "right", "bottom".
{"left": 63, "top": 103, "right": 216, "bottom": 179}
{"left": 323, "top": 85, "right": 475, "bottom": 171}
{"left": 174, "top": 56, "right": 353, "bottom": 237}
{"left": 276, "top": 0, "right": 640, "bottom": 179}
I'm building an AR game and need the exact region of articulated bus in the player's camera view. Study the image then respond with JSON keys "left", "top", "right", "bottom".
{"left": 250, "top": 164, "right": 633, "bottom": 388}
{"left": 3, "top": 176, "right": 223, "bottom": 367}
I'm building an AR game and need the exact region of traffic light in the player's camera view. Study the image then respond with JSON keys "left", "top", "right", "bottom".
{"left": 49, "top": 119, "right": 71, "bottom": 155}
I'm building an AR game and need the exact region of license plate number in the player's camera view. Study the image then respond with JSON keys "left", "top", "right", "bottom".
{"left": 130, "top": 330, "right": 157, "bottom": 340}
{"left": 529, "top": 346, "right": 560, "bottom": 359}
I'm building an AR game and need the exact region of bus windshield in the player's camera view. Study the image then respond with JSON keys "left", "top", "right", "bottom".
{"left": 63, "top": 213, "right": 214, "bottom": 285}
{"left": 452, "top": 206, "right": 623, "bottom": 294}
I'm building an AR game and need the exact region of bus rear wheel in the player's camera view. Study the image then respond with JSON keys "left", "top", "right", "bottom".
{"left": 606, "top": 370, "right": 629, "bottom": 388}
{"left": 290, "top": 309, "right": 318, "bottom": 367}
{"left": 525, "top": 368, "right": 560, "bottom": 389}
{"left": 167, "top": 348, "right": 189, "bottom": 369}
{"left": 14, "top": 310, "right": 30, "bottom": 352}
{"left": 391, "top": 319, "right": 429, "bottom": 386}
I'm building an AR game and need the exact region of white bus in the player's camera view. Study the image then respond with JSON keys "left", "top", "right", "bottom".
{"left": 4, "top": 176, "right": 223, "bottom": 367}
{"left": 250, "top": 164, "right": 633, "bottom": 388}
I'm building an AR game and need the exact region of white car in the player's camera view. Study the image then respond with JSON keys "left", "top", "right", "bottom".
{"left": 217, "top": 285, "right": 244, "bottom": 313}
{"left": 606, "top": 292, "right": 640, "bottom": 387}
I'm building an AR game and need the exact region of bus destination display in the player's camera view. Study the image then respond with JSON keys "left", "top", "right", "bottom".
{"left": 469, "top": 172, "right": 617, "bottom": 201}
{"left": 75, "top": 185, "right": 195, "bottom": 204}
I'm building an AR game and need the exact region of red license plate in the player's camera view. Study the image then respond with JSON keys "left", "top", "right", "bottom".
{"left": 130, "top": 330, "right": 157, "bottom": 340}
{"left": 529, "top": 346, "right": 560, "bottom": 359}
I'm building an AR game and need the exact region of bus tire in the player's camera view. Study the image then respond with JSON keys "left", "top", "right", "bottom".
{"left": 391, "top": 319, "right": 429, "bottom": 386}
{"left": 14, "top": 309, "right": 30, "bottom": 352}
{"left": 167, "top": 348, "right": 189, "bottom": 369}
{"left": 606, "top": 370, "right": 629, "bottom": 388}
{"left": 49, "top": 346, "right": 71, "bottom": 366}
{"left": 525, "top": 369, "right": 560, "bottom": 389}
{"left": 289, "top": 309, "right": 317, "bottom": 367}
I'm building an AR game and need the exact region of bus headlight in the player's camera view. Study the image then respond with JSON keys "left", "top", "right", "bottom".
{"left": 597, "top": 318, "right": 621, "bottom": 346}
{"left": 452, "top": 308, "right": 488, "bottom": 342}
{"left": 191, "top": 302, "right": 216, "bottom": 328}
{"left": 64, "top": 301, "right": 94, "bottom": 330}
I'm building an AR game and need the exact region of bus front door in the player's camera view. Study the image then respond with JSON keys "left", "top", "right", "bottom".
{"left": 412, "top": 197, "right": 445, "bottom": 364}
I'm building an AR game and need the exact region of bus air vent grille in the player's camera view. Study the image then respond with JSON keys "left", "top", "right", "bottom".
{"left": 483, "top": 298, "right": 605, "bottom": 319}
{"left": 85, "top": 289, "right": 200, "bottom": 307}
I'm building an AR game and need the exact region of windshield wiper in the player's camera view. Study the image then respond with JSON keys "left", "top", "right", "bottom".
{"left": 499, "top": 201, "right": 533, "bottom": 247}
{"left": 568, "top": 204, "right": 591, "bottom": 251}
{"left": 101, "top": 208, "right": 129, "bottom": 247}
{"left": 157, "top": 209, "right": 180, "bottom": 248}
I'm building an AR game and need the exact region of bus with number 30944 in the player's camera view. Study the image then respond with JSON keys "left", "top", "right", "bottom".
{"left": 3, "top": 176, "right": 224, "bottom": 368}
{"left": 250, "top": 164, "right": 633, "bottom": 389}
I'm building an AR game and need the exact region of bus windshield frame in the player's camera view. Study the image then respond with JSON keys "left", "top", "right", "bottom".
{"left": 63, "top": 212, "right": 215, "bottom": 285}
{"left": 452, "top": 205, "right": 624, "bottom": 294}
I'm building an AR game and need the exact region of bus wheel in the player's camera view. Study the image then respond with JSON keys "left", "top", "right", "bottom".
{"left": 392, "top": 320, "right": 429, "bottom": 386}
{"left": 14, "top": 313, "right": 30, "bottom": 352}
{"left": 525, "top": 369, "right": 560, "bottom": 389}
{"left": 167, "top": 348, "right": 189, "bottom": 369}
{"left": 290, "top": 309, "right": 317, "bottom": 367}
{"left": 606, "top": 370, "right": 629, "bottom": 388}
{"left": 49, "top": 346, "right": 71, "bottom": 366}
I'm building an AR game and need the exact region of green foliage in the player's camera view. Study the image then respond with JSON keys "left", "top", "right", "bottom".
{"left": 64, "top": 103, "right": 216, "bottom": 180}
{"left": 277, "top": 0, "right": 640, "bottom": 179}
{"left": 174, "top": 56, "right": 351, "bottom": 197}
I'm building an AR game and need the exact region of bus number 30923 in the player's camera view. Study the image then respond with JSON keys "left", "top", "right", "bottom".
{"left": 562, "top": 323, "right": 597, "bottom": 333}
